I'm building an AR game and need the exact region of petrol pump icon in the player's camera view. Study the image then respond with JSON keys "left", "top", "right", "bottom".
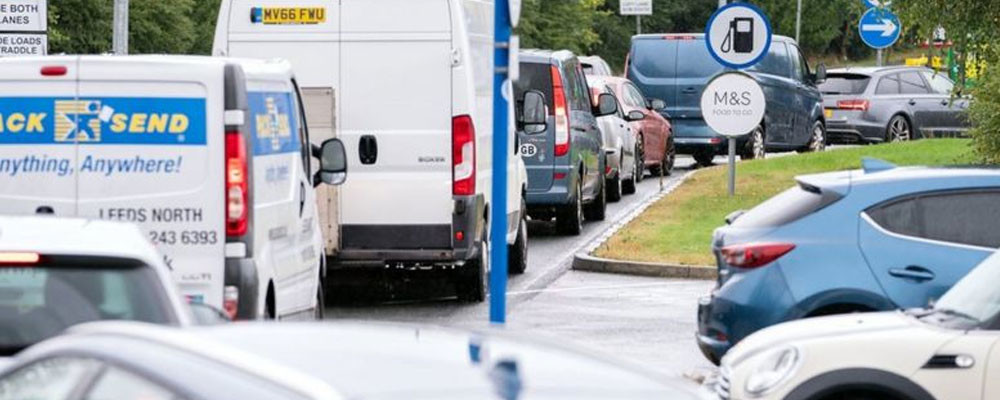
{"left": 705, "top": 3, "right": 772, "bottom": 69}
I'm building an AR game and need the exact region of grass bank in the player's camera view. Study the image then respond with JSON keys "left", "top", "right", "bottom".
{"left": 595, "top": 139, "right": 976, "bottom": 266}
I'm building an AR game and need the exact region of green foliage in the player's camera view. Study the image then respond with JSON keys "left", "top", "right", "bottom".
{"left": 970, "top": 70, "right": 1000, "bottom": 163}
{"left": 517, "top": 0, "right": 607, "bottom": 55}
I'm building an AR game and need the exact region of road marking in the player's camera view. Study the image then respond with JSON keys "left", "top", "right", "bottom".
{"left": 507, "top": 280, "right": 698, "bottom": 296}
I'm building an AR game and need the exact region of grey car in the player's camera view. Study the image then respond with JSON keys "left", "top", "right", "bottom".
{"left": 0, "top": 321, "right": 710, "bottom": 400}
{"left": 821, "top": 66, "right": 970, "bottom": 143}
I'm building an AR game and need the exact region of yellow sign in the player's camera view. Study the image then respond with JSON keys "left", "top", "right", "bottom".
{"left": 251, "top": 7, "right": 326, "bottom": 25}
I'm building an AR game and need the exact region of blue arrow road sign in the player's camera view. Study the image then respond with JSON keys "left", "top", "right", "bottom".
{"left": 859, "top": 8, "right": 900, "bottom": 49}
{"left": 861, "top": 0, "right": 890, "bottom": 9}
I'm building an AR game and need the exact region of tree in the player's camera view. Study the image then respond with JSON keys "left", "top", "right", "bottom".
{"left": 48, "top": 0, "right": 210, "bottom": 55}
{"left": 517, "top": 0, "right": 607, "bottom": 56}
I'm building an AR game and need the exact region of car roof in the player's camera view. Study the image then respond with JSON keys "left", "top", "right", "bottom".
{"left": 631, "top": 33, "right": 796, "bottom": 43}
{"left": 827, "top": 66, "right": 934, "bottom": 76}
{"left": 520, "top": 49, "right": 576, "bottom": 64}
{"left": 58, "top": 321, "right": 700, "bottom": 400}
{"left": 0, "top": 216, "right": 160, "bottom": 262}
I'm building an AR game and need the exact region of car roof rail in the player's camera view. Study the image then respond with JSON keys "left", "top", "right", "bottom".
{"left": 862, "top": 157, "right": 897, "bottom": 174}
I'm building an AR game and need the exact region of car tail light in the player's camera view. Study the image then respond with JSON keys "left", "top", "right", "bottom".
{"left": 225, "top": 131, "right": 248, "bottom": 237}
{"left": 0, "top": 252, "right": 40, "bottom": 264}
{"left": 453, "top": 115, "right": 476, "bottom": 196}
{"left": 40, "top": 66, "right": 67, "bottom": 76}
{"left": 663, "top": 35, "right": 697, "bottom": 40}
{"left": 551, "top": 66, "right": 571, "bottom": 157}
{"left": 223, "top": 285, "right": 239, "bottom": 320}
{"left": 837, "top": 99, "right": 870, "bottom": 112}
{"left": 720, "top": 243, "right": 795, "bottom": 269}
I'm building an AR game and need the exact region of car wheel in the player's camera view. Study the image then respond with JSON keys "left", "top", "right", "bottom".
{"left": 806, "top": 120, "right": 827, "bottom": 152}
{"left": 742, "top": 125, "right": 766, "bottom": 160}
{"left": 556, "top": 179, "right": 583, "bottom": 235}
{"left": 607, "top": 173, "right": 622, "bottom": 202}
{"left": 314, "top": 277, "right": 325, "bottom": 320}
{"left": 455, "top": 232, "right": 488, "bottom": 302}
{"left": 694, "top": 151, "right": 715, "bottom": 167}
{"left": 584, "top": 178, "right": 606, "bottom": 221}
{"left": 635, "top": 135, "right": 645, "bottom": 182}
{"left": 887, "top": 115, "right": 912, "bottom": 142}
{"left": 508, "top": 203, "right": 528, "bottom": 275}
{"left": 622, "top": 147, "right": 638, "bottom": 195}
{"left": 663, "top": 138, "right": 676, "bottom": 176}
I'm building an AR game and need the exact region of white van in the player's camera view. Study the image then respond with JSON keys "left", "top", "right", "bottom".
{"left": 213, "top": 0, "right": 529, "bottom": 301}
{"left": 0, "top": 55, "right": 348, "bottom": 320}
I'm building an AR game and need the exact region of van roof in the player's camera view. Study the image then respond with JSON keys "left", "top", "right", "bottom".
{"left": 630, "top": 33, "right": 796, "bottom": 44}
{"left": 0, "top": 55, "right": 294, "bottom": 79}
{"left": 520, "top": 49, "right": 577, "bottom": 64}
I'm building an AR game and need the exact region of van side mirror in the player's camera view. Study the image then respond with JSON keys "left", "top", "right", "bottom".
{"left": 813, "top": 63, "right": 827, "bottom": 84}
{"left": 595, "top": 93, "right": 618, "bottom": 117}
{"left": 647, "top": 98, "right": 666, "bottom": 111}
{"left": 315, "top": 138, "right": 347, "bottom": 186}
{"left": 189, "top": 303, "right": 231, "bottom": 325}
{"left": 626, "top": 110, "right": 645, "bottom": 122}
{"left": 521, "top": 90, "right": 548, "bottom": 134}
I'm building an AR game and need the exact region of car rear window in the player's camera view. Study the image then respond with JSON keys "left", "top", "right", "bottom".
{"left": 676, "top": 39, "right": 721, "bottom": 78}
{"left": 631, "top": 39, "right": 677, "bottom": 78}
{"left": 515, "top": 62, "right": 554, "bottom": 115}
{"left": 732, "top": 185, "right": 839, "bottom": 228}
{"left": 819, "top": 74, "right": 872, "bottom": 95}
{"left": 0, "top": 256, "right": 173, "bottom": 355}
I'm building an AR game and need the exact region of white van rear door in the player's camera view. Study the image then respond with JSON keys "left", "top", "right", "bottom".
{"left": 73, "top": 58, "right": 226, "bottom": 308}
{"left": 0, "top": 57, "right": 78, "bottom": 216}
{"left": 340, "top": 0, "right": 454, "bottom": 231}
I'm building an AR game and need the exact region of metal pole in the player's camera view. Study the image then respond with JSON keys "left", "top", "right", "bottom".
{"left": 113, "top": 0, "right": 129, "bottom": 55}
{"left": 718, "top": 0, "right": 726, "bottom": 9}
{"left": 795, "top": 0, "right": 802, "bottom": 43}
{"left": 877, "top": 49, "right": 883, "bottom": 67}
{"left": 727, "top": 139, "right": 736, "bottom": 197}
{"left": 637, "top": 15, "right": 641, "bottom": 35}
{"left": 489, "top": 0, "right": 512, "bottom": 325}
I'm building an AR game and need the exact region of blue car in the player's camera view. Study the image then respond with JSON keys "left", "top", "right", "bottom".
{"left": 696, "top": 159, "right": 1000, "bottom": 364}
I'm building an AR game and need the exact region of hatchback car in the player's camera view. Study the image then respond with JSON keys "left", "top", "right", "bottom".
{"left": 821, "top": 66, "right": 970, "bottom": 143}
{"left": 604, "top": 76, "right": 675, "bottom": 177}
{"left": 719, "top": 250, "right": 1000, "bottom": 400}
{"left": 0, "top": 216, "right": 193, "bottom": 359}
{"left": 0, "top": 321, "right": 712, "bottom": 400}
{"left": 580, "top": 55, "right": 614, "bottom": 77}
{"left": 515, "top": 50, "right": 615, "bottom": 235}
{"left": 588, "top": 75, "right": 639, "bottom": 200}
{"left": 697, "top": 160, "right": 1000, "bottom": 363}
{"left": 627, "top": 34, "right": 826, "bottom": 166}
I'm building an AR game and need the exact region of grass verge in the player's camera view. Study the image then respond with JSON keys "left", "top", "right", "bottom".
{"left": 595, "top": 139, "right": 976, "bottom": 266}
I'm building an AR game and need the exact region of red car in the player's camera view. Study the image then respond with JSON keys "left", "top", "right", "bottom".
{"left": 604, "top": 77, "right": 674, "bottom": 176}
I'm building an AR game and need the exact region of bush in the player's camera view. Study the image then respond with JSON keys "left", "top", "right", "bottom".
{"left": 969, "top": 66, "right": 1000, "bottom": 163}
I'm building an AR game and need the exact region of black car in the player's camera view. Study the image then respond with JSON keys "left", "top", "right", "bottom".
{"left": 821, "top": 66, "right": 970, "bottom": 143}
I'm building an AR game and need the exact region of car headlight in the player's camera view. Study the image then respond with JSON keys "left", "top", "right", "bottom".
{"left": 744, "top": 346, "right": 800, "bottom": 397}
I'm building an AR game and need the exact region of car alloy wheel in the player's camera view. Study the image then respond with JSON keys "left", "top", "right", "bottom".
{"left": 636, "top": 135, "right": 645, "bottom": 182}
{"left": 889, "top": 115, "right": 911, "bottom": 142}
{"left": 809, "top": 122, "right": 826, "bottom": 152}
{"left": 750, "top": 126, "right": 766, "bottom": 159}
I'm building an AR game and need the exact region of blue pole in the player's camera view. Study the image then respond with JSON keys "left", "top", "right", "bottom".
{"left": 490, "top": 0, "right": 512, "bottom": 324}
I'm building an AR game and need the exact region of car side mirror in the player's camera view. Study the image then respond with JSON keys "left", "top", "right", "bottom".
{"left": 521, "top": 90, "right": 548, "bottom": 134}
{"left": 648, "top": 98, "right": 666, "bottom": 111}
{"left": 813, "top": 63, "right": 827, "bottom": 84}
{"left": 189, "top": 303, "right": 231, "bottom": 325}
{"left": 626, "top": 110, "right": 645, "bottom": 122}
{"left": 595, "top": 93, "right": 618, "bottom": 117}
{"left": 315, "top": 138, "right": 347, "bottom": 186}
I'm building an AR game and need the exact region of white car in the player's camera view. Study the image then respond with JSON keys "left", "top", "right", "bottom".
{"left": 718, "top": 251, "right": 1000, "bottom": 400}
{"left": 0, "top": 216, "right": 193, "bottom": 363}
{"left": 588, "top": 76, "right": 639, "bottom": 201}
{"left": 214, "top": 0, "right": 530, "bottom": 299}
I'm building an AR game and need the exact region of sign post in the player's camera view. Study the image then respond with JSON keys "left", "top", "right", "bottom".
{"left": 704, "top": 3, "right": 771, "bottom": 196}
{"left": 0, "top": 0, "right": 47, "bottom": 57}
{"left": 113, "top": 0, "right": 129, "bottom": 55}
{"left": 620, "top": 0, "right": 652, "bottom": 36}
{"left": 858, "top": 1, "right": 900, "bottom": 67}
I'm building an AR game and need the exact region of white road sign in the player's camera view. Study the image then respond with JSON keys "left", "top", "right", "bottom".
{"left": 700, "top": 72, "right": 766, "bottom": 137}
{"left": 705, "top": 3, "right": 772, "bottom": 70}
{"left": 0, "top": 33, "right": 45, "bottom": 56}
{"left": 0, "top": 0, "right": 47, "bottom": 32}
{"left": 620, "top": 0, "right": 652, "bottom": 16}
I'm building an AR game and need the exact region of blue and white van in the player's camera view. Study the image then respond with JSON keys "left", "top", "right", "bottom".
{"left": 0, "top": 55, "right": 347, "bottom": 320}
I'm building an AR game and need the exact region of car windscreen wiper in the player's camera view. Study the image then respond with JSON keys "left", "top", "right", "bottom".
{"left": 936, "top": 308, "right": 980, "bottom": 323}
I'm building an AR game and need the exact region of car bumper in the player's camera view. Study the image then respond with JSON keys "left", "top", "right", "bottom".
{"left": 826, "top": 119, "right": 885, "bottom": 143}
{"left": 331, "top": 195, "right": 485, "bottom": 268}
{"left": 605, "top": 148, "right": 621, "bottom": 179}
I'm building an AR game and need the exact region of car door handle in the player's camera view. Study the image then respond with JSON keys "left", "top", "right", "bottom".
{"left": 889, "top": 266, "right": 935, "bottom": 281}
{"left": 908, "top": 99, "right": 917, "bottom": 106}
{"left": 941, "top": 100, "right": 950, "bottom": 106}
{"left": 682, "top": 87, "right": 698, "bottom": 94}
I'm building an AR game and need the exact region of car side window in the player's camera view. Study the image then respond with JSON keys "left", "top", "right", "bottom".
{"left": 876, "top": 74, "right": 901, "bottom": 95}
{"left": 291, "top": 79, "right": 311, "bottom": 176}
{"left": 751, "top": 42, "right": 790, "bottom": 78}
{"left": 576, "top": 63, "right": 593, "bottom": 112}
{"left": 561, "top": 61, "right": 587, "bottom": 112}
{"left": 866, "top": 190, "right": 1000, "bottom": 248}
{"left": 900, "top": 72, "right": 930, "bottom": 95}
{"left": 788, "top": 44, "right": 807, "bottom": 82}
{"left": 922, "top": 71, "right": 955, "bottom": 95}
{"left": 84, "top": 367, "right": 181, "bottom": 400}
{"left": 626, "top": 84, "right": 646, "bottom": 109}
{"left": 0, "top": 357, "right": 100, "bottom": 400}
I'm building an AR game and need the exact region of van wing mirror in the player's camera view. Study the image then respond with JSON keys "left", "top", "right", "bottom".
{"left": 813, "top": 63, "right": 827, "bottom": 84}
{"left": 648, "top": 98, "right": 666, "bottom": 111}
{"left": 595, "top": 93, "right": 618, "bottom": 117}
{"left": 316, "top": 138, "right": 348, "bottom": 186}
{"left": 189, "top": 303, "right": 231, "bottom": 325}
{"left": 521, "top": 90, "right": 548, "bottom": 134}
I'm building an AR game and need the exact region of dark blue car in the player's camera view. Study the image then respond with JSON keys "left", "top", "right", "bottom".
{"left": 627, "top": 34, "right": 827, "bottom": 166}
{"left": 697, "top": 160, "right": 1000, "bottom": 364}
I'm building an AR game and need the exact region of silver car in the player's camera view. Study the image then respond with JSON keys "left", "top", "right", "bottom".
{"left": 588, "top": 76, "right": 639, "bottom": 201}
{"left": 821, "top": 66, "right": 970, "bottom": 143}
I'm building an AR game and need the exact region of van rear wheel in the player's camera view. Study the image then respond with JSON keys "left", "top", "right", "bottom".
{"left": 508, "top": 204, "right": 528, "bottom": 275}
{"left": 314, "top": 278, "right": 325, "bottom": 320}
{"left": 584, "top": 179, "right": 606, "bottom": 221}
{"left": 556, "top": 181, "right": 584, "bottom": 235}
{"left": 455, "top": 233, "right": 488, "bottom": 302}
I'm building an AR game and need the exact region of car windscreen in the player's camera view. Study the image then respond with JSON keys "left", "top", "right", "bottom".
{"left": 731, "top": 185, "right": 840, "bottom": 228}
{"left": 0, "top": 256, "right": 174, "bottom": 355}
{"left": 515, "top": 62, "right": 555, "bottom": 115}
{"left": 934, "top": 251, "right": 1000, "bottom": 329}
{"left": 819, "top": 74, "right": 871, "bottom": 95}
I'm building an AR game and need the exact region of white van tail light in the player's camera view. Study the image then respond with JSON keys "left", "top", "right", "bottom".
{"left": 453, "top": 115, "right": 476, "bottom": 196}
{"left": 0, "top": 252, "right": 40, "bottom": 264}
{"left": 550, "top": 65, "right": 571, "bottom": 157}
{"left": 223, "top": 285, "right": 239, "bottom": 320}
{"left": 225, "top": 131, "right": 248, "bottom": 236}
{"left": 41, "top": 66, "right": 67, "bottom": 76}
